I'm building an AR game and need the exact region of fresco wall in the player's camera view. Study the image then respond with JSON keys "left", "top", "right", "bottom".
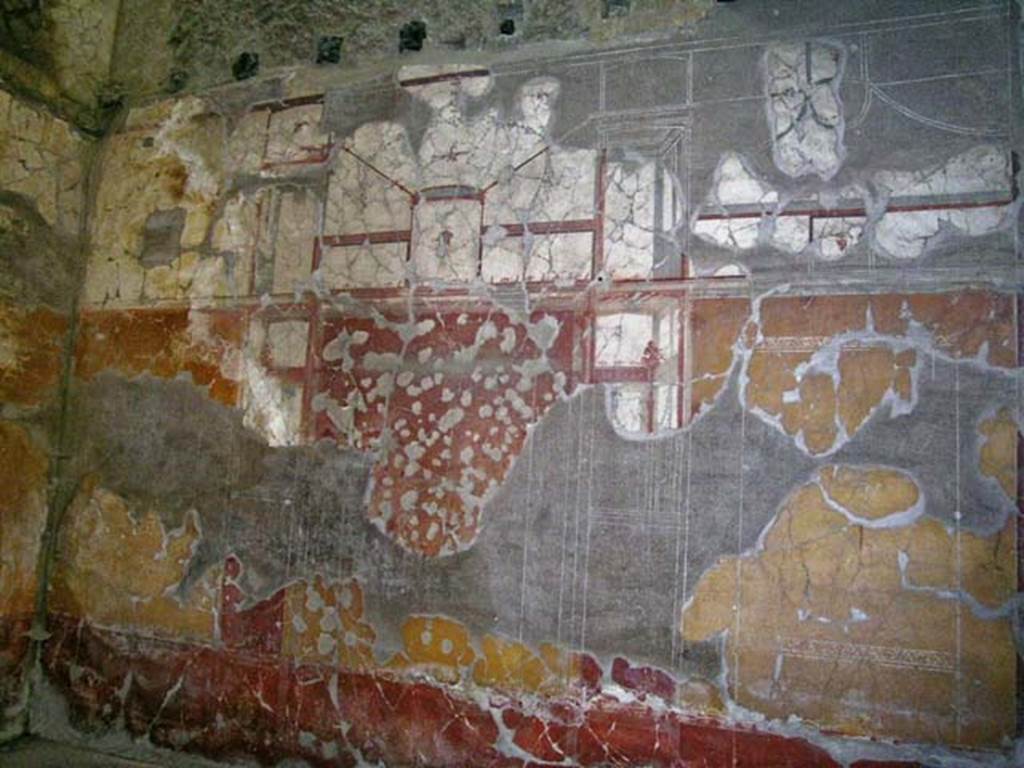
{"left": 0, "top": 86, "right": 87, "bottom": 740}
{"left": 1, "top": 0, "right": 1022, "bottom": 765}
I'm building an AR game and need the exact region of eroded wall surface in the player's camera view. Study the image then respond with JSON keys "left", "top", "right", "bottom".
{"left": 7, "top": 0, "right": 1024, "bottom": 765}
{"left": 110, "top": 0, "right": 714, "bottom": 103}
{"left": 0, "top": 87, "right": 86, "bottom": 740}
{"left": 0, "top": 0, "right": 122, "bottom": 132}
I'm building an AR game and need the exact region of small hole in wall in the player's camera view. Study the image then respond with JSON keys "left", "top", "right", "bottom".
{"left": 497, "top": 1, "right": 523, "bottom": 39}
{"left": 4, "top": 0, "right": 43, "bottom": 39}
{"left": 232, "top": 51, "right": 259, "bottom": 81}
{"left": 97, "top": 87, "right": 123, "bottom": 111}
{"left": 602, "top": 0, "right": 631, "bottom": 18}
{"left": 598, "top": 0, "right": 630, "bottom": 18}
{"left": 399, "top": 20, "right": 427, "bottom": 53}
{"left": 168, "top": 70, "right": 188, "bottom": 93}
{"left": 316, "top": 35, "right": 343, "bottom": 64}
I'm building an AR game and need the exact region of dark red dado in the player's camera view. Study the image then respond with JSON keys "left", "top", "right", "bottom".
{"left": 41, "top": 614, "right": 928, "bottom": 767}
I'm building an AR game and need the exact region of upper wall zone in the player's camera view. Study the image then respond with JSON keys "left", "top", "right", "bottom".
{"left": 83, "top": 0, "right": 1020, "bottom": 309}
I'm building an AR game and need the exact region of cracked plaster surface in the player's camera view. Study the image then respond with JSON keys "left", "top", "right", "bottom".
{"left": 0, "top": 89, "right": 84, "bottom": 236}
{"left": 740, "top": 291, "right": 1015, "bottom": 458}
{"left": 763, "top": 41, "right": 846, "bottom": 180}
{"left": 692, "top": 143, "right": 1013, "bottom": 268}
{"left": 872, "top": 145, "right": 1014, "bottom": 260}
{"left": 682, "top": 464, "right": 1016, "bottom": 748}
{"left": 5, "top": 7, "right": 1024, "bottom": 762}
{"left": 0, "top": 87, "right": 88, "bottom": 740}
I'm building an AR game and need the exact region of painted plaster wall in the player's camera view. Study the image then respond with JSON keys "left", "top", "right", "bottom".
{"left": 0, "top": 86, "right": 87, "bottom": 740}
{"left": 1, "top": 1, "right": 1024, "bottom": 766}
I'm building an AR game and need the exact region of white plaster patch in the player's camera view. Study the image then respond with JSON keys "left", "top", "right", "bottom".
{"left": 270, "top": 189, "right": 319, "bottom": 294}
{"left": 266, "top": 320, "right": 309, "bottom": 369}
{"left": 482, "top": 232, "right": 592, "bottom": 284}
{"left": 604, "top": 161, "right": 658, "bottom": 280}
{"left": 411, "top": 197, "right": 481, "bottom": 283}
{"left": 321, "top": 242, "right": 407, "bottom": 289}
{"left": 812, "top": 215, "right": 865, "bottom": 261}
{"left": 872, "top": 146, "right": 1013, "bottom": 260}
{"left": 264, "top": 104, "right": 330, "bottom": 167}
{"left": 692, "top": 153, "right": 778, "bottom": 252}
{"left": 763, "top": 41, "right": 846, "bottom": 179}
{"left": 595, "top": 313, "right": 654, "bottom": 367}
{"left": 240, "top": 324, "right": 304, "bottom": 446}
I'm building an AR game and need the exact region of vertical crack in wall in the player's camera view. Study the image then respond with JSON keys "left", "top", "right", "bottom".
{"left": 25, "top": 115, "right": 110, "bottom": 732}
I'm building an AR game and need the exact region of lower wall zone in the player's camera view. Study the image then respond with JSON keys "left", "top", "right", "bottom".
{"left": 11, "top": 287, "right": 1021, "bottom": 765}
{"left": 43, "top": 614, "right": 923, "bottom": 768}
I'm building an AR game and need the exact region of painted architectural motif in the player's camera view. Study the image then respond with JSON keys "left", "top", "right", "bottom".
{"left": 1, "top": 1, "right": 1022, "bottom": 765}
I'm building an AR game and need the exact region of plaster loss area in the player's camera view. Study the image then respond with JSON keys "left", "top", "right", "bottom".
{"left": 764, "top": 41, "right": 846, "bottom": 180}
{"left": 683, "top": 465, "right": 1016, "bottom": 748}
{"left": 1, "top": 2, "right": 1022, "bottom": 766}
